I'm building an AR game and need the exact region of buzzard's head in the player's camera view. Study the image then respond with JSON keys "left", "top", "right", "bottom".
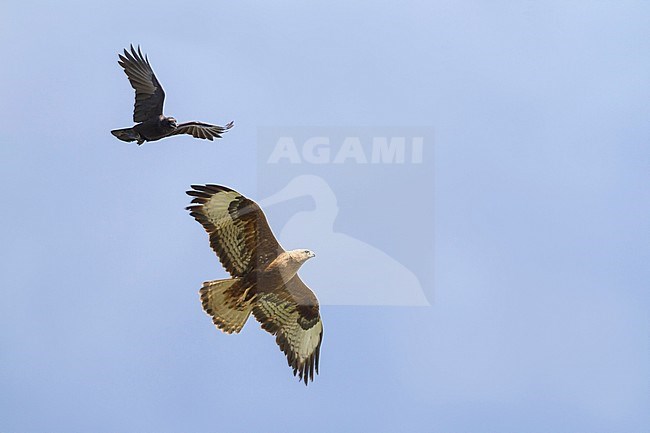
{"left": 165, "top": 117, "right": 178, "bottom": 128}
{"left": 289, "top": 249, "right": 316, "bottom": 263}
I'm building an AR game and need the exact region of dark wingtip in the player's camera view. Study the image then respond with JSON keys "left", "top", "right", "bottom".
{"left": 188, "top": 184, "right": 235, "bottom": 195}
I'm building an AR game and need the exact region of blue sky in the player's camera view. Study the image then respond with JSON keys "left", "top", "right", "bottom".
{"left": 1, "top": 1, "right": 649, "bottom": 432}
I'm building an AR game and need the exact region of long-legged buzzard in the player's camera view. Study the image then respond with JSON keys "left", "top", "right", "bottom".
{"left": 186, "top": 185, "right": 323, "bottom": 385}
{"left": 111, "top": 45, "right": 233, "bottom": 145}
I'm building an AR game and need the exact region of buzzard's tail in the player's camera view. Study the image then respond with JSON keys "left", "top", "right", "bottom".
{"left": 111, "top": 127, "right": 144, "bottom": 145}
{"left": 200, "top": 278, "right": 253, "bottom": 334}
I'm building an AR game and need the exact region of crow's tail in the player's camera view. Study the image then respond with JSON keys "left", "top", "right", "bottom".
{"left": 111, "top": 127, "right": 143, "bottom": 145}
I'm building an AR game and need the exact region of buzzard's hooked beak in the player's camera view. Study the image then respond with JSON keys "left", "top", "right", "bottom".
{"left": 308, "top": 251, "right": 316, "bottom": 259}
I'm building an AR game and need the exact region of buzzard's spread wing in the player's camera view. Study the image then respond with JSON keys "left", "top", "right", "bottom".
{"left": 118, "top": 45, "right": 165, "bottom": 122}
{"left": 253, "top": 276, "right": 323, "bottom": 385}
{"left": 186, "top": 185, "right": 283, "bottom": 276}
{"left": 169, "top": 121, "right": 234, "bottom": 141}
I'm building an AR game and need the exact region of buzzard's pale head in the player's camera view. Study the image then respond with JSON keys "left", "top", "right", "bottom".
{"left": 289, "top": 249, "right": 316, "bottom": 263}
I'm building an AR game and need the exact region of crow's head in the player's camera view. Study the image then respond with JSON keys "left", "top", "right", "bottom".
{"left": 165, "top": 117, "right": 178, "bottom": 128}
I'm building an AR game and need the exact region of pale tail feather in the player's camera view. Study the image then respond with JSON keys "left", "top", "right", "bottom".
{"left": 199, "top": 278, "right": 253, "bottom": 334}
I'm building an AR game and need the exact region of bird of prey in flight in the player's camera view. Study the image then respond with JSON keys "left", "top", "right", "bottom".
{"left": 111, "top": 45, "right": 233, "bottom": 145}
{"left": 186, "top": 184, "right": 323, "bottom": 385}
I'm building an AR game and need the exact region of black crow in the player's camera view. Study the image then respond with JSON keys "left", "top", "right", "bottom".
{"left": 111, "top": 45, "right": 233, "bottom": 145}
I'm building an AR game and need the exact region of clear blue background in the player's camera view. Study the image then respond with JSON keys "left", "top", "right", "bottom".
{"left": 1, "top": 1, "right": 648, "bottom": 432}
